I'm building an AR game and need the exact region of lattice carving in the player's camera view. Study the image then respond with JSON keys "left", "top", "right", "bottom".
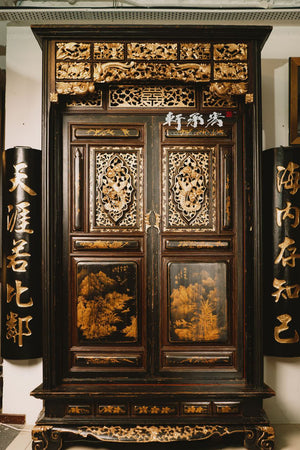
{"left": 109, "top": 85, "right": 196, "bottom": 108}
{"left": 127, "top": 42, "right": 178, "bottom": 60}
{"left": 56, "top": 62, "right": 91, "bottom": 80}
{"left": 90, "top": 147, "right": 143, "bottom": 232}
{"left": 213, "top": 43, "right": 247, "bottom": 61}
{"left": 180, "top": 43, "right": 211, "bottom": 60}
{"left": 94, "top": 43, "right": 125, "bottom": 60}
{"left": 214, "top": 63, "right": 248, "bottom": 81}
{"left": 162, "top": 146, "right": 216, "bottom": 232}
{"left": 94, "top": 62, "right": 211, "bottom": 83}
{"left": 56, "top": 42, "right": 91, "bottom": 60}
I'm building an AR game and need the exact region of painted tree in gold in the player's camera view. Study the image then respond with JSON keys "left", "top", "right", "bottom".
{"left": 77, "top": 268, "right": 137, "bottom": 341}
{"left": 170, "top": 272, "right": 226, "bottom": 342}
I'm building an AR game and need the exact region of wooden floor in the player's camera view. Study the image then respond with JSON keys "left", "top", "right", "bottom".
{"left": 2, "top": 424, "right": 300, "bottom": 450}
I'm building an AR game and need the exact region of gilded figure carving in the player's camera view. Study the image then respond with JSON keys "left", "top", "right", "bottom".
{"left": 209, "top": 82, "right": 248, "bottom": 97}
{"left": 180, "top": 43, "right": 211, "bottom": 60}
{"left": 94, "top": 61, "right": 211, "bottom": 83}
{"left": 213, "top": 43, "right": 247, "bottom": 61}
{"left": 56, "top": 42, "right": 91, "bottom": 60}
{"left": 214, "top": 62, "right": 248, "bottom": 81}
{"left": 66, "top": 87, "right": 102, "bottom": 107}
{"left": 56, "top": 81, "right": 95, "bottom": 95}
{"left": 56, "top": 62, "right": 91, "bottom": 80}
{"left": 94, "top": 42, "right": 125, "bottom": 60}
{"left": 127, "top": 42, "right": 178, "bottom": 60}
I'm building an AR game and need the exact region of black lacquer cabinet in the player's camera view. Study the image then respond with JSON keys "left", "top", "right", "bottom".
{"left": 31, "top": 25, "right": 274, "bottom": 449}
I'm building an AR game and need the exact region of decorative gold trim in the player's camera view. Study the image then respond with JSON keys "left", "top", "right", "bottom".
{"left": 31, "top": 425, "right": 274, "bottom": 448}
{"left": 74, "top": 239, "right": 139, "bottom": 250}
{"left": 98, "top": 405, "right": 127, "bottom": 415}
{"left": 50, "top": 92, "right": 58, "bottom": 103}
{"left": 245, "top": 93, "right": 254, "bottom": 103}
{"left": 165, "top": 240, "right": 229, "bottom": 249}
{"left": 133, "top": 405, "right": 177, "bottom": 415}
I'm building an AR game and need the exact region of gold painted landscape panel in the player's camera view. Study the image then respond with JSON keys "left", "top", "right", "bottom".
{"left": 77, "top": 262, "right": 138, "bottom": 343}
{"left": 169, "top": 262, "right": 228, "bottom": 343}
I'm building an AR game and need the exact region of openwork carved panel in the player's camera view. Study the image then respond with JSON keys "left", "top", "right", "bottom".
{"left": 66, "top": 87, "right": 102, "bottom": 107}
{"left": 109, "top": 85, "right": 196, "bottom": 109}
{"left": 94, "top": 43, "right": 125, "bottom": 60}
{"left": 214, "top": 63, "right": 248, "bottom": 81}
{"left": 127, "top": 42, "right": 177, "bottom": 60}
{"left": 56, "top": 62, "right": 91, "bottom": 80}
{"left": 90, "top": 146, "right": 143, "bottom": 232}
{"left": 94, "top": 62, "right": 211, "bottom": 83}
{"left": 52, "top": 41, "right": 250, "bottom": 102}
{"left": 56, "top": 42, "right": 91, "bottom": 60}
{"left": 202, "top": 89, "right": 238, "bottom": 109}
{"left": 180, "top": 43, "right": 211, "bottom": 60}
{"left": 162, "top": 146, "right": 216, "bottom": 232}
{"left": 213, "top": 43, "right": 247, "bottom": 61}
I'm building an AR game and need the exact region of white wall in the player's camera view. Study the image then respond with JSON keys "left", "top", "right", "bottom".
{"left": 1, "top": 24, "right": 300, "bottom": 425}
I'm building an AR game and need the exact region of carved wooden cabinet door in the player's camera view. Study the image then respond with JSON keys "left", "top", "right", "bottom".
{"left": 62, "top": 111, "right": 241, "bottom": 383}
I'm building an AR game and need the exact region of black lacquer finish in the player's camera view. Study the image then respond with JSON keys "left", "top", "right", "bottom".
{"left": 31, "top": 26, "right": 274, "bottom": 449}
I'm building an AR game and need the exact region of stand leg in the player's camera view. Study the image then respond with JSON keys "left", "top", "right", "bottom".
{"left": 32, "top": 426, "right": 63, "bottom": 450}
{"left": 244, "top": 426, "right": 275, "bottom": 449}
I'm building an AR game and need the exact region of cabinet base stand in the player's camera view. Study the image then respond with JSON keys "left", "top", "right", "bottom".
{"left": 32, "top": 424, "right": 275, "bottom": 449}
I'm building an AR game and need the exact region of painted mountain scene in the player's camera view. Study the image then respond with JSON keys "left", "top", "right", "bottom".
{"left": 169, "top": 262, "right": 228, "bottom": 343}
{"left": 77, "top": 262, "right": 138, "bottom": 343}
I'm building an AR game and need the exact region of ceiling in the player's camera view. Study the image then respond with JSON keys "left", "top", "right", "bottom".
{"left": 1, "top": 1, "right": 300, "bottom": 24}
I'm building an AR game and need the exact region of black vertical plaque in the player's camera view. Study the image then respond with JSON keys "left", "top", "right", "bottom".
{"left": 1, "top": 147, "right": 42, "bottom": 359}
{"left": 263, "top": 146, "right": 300, "bottom": 356}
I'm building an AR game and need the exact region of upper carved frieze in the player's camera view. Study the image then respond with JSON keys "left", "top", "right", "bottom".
{"left": 53, "top": 40, "right": 250, "bottom": 103}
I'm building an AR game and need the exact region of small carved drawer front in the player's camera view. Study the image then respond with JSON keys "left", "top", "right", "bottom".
{"left": 133, "top": 404, "right": 178, "bottom": 416}
{"left": 182, "top": 402, "right": 211, "bottom": 415}
{"left": 214, "top": 402, "right": 240, "bottom": 414}
{"left": 98, "top": 405, "right": 128, "bottom": 416}
{"left": 66, "top": 405, "right": 92, "bottom": 416}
